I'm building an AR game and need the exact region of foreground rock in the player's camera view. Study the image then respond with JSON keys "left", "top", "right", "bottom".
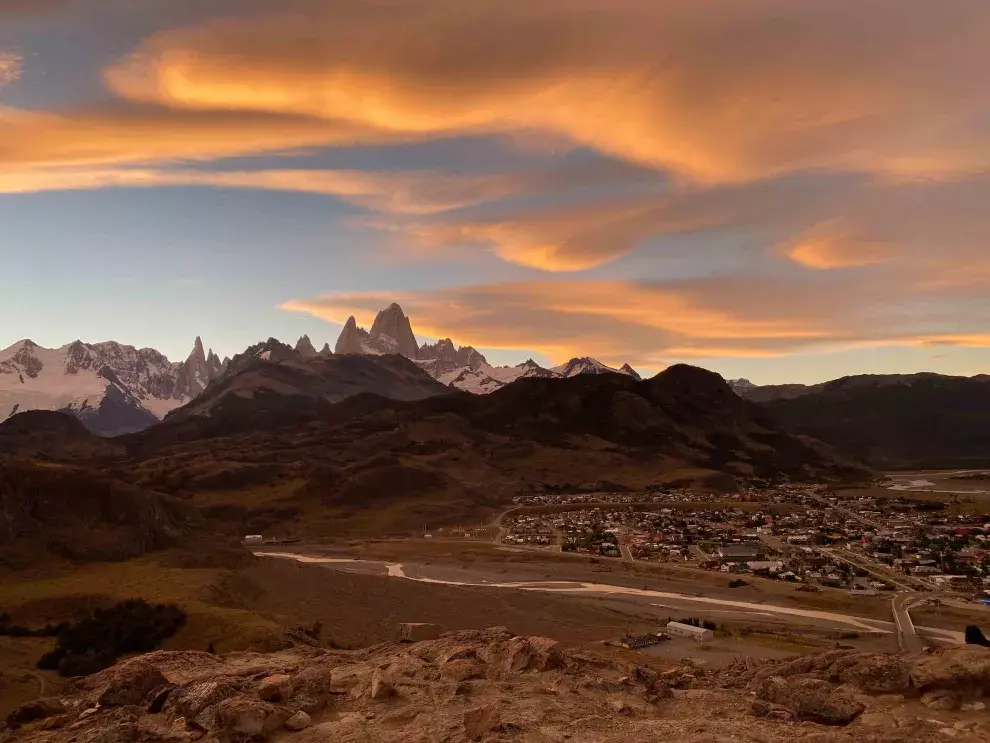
{"left": 3, "top": 633, "right": 990, "bottom": 743}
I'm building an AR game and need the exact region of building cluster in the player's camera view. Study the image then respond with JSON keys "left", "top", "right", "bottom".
{"left": 501, "top": 484, "right": 990, "bottom": 600}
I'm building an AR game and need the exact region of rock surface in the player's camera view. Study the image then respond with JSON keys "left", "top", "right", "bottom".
{"left": 4, "top": 634, "right": 990, "bottom": 743}
{"left": 96, "top": 659, "right": 169, "bottom": 708}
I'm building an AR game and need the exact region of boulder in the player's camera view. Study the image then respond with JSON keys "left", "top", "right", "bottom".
{"left": 921, "top": 689, "right": 961, "bottom": 711}
{"left": 755, "top": 676, "right": 864, "bottom": 726}
{"left": 97, "top": 660, "right": 169, "bottom": 708}
{"left": 481, "top": 636, "right": 564, "bottom": 678}
{"left": 290, "top": 665, "right": 334, "bottom": 713}
{"left": 215, "top": 697, "right": 288, "bottom": 739}
{"left": 910, "top": 646, "right": 990, "bottom": 691}
{"left": 257, "top": 674, "right": 293, "bottom": 702}
{"left": 833, "top": 654, "right": 912, "bottom": 694}
{"left": 463, "top": 701, "right": 500, "bottom": 740}
{"left": 6, "top": 698, "right": 66, "bottom": 727}
{"left": 398, "top": 623, "right": 443, "bottom": 642}
{"left": 284, "top": 710, "right": 312, "bottom": 731}
{"left": 370, "top": 669, "right": 394, "bottom": 700}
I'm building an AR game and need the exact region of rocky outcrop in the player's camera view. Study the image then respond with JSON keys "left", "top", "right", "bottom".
{"left": 722, "top": 645, "right": 990, "bottom": 702}
{"left": 754, "top": 676, "right": 865, "bottom": 725}
{"left": 7, "top": 632, "right": 990, "bottom": 743}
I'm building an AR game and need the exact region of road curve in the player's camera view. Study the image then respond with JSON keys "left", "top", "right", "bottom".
{"left": 892, "top": 592, "right": 924, "bottom": 653}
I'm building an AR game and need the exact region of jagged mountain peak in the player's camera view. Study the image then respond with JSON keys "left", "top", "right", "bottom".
{"left": 318, "top": 342, "right": 332, "bottom": 357}
{"left": 620, "top": 363, "right": 642, "bottom": 380}
{"left": 335, "top": 315, "right": 372, "bottom": 355}
{"left": 370, "top": 303, "right": 419, "bottom": 359}
{"left": 295, "top": 334, "right": 318, "bottom": 359}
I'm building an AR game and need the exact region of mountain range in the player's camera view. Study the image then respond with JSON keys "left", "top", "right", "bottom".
{"left": 6, "top": 304, "right": 990, "bottom": 474}
{"left": 0, "top": 362, "right": 867, "bottom": 553}
{"left": 0, "top": 303, "right": 639, "bottom": 435}
{"left": 0, "top": 338, "right": 229, "bottom": 436}
{"left": 335, "top": 302, "right": 641, "bottom": 394}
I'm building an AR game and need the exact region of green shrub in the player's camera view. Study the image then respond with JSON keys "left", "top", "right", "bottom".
{"left": 37, "top": 599, "right": 186, "bottom": 677}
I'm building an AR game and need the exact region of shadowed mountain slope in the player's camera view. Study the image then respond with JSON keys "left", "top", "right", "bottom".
{"left": 760, "top": 373, "right": 990, "bottom": 468}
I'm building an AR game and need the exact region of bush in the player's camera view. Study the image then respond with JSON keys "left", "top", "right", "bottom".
{"left": 728, "top": 579, "right": 748, "bottom": 589}
{"left": 36, "top": 599, "right": 187, "bottom": 677}
{"left": 0, "top": 611, "right": 66, "bottom": 638}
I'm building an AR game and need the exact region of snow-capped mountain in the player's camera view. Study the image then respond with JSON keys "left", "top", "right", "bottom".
{"left": 728, "top": 378, "right": 757, "bottom": 395}
{"left": 0, "top": 337, "right": 227, "bottom": 435}
{"left": 552, "top": 357, "right": 640, "bottom": 378}
{"left": 333, "top": 304, "right": 640, "bottom": 394}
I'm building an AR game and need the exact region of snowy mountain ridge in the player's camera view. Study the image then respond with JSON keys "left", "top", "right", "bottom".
{"left": 0, "top": 337, "right": 228, "bottom": 435}
{"left": 334, "top": 304, "right": 640, "bottom": 394}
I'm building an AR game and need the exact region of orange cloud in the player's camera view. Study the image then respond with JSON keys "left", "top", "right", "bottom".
{"left": 282, "top": 280, "right": 858, "bottom": 367}
{"left": 0, "top": 104, "right": 392, "bottom": 168}
{"left": 784, "top": 220, "right": 895, "bottom": 270}
{"left": 283, "top": 274, "right": 990, "bottom": 368}
{"left": 104, "top": 1, "right": 990, "bottom": 182}
{"left": 0, "top": 160, "right": 652, "bottom": 218}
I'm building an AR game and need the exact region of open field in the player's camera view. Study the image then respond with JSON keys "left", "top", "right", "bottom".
{"left": 834, "top": 483, "right": 990, "bottom": 515}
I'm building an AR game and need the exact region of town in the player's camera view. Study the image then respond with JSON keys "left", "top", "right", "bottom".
{"left": 501, "top": 484, "right": 990, "bottom": 601}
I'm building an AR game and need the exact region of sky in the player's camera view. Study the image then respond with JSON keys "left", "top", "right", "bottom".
{"left": 3, "top": 0, "right": 990, "bottom": 383}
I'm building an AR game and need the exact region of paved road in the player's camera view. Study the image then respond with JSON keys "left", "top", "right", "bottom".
{"left": 620, "top": 541, "right": 635, "bottom": 562}
{"left": 892, "top": 592, "right": 925, "bottom": 653}
{"left": 689, "top": 545, "right": 711, "bottom": 562}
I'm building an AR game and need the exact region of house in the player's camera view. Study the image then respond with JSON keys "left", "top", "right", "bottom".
{"left": 666, "top": 622, "right": 714, "bottom": 642}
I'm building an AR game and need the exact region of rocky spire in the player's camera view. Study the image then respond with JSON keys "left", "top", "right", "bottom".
{"left": 181, "top": 336, "right": 212, "bottom": 395}
{"left": 370, "top": 303, "right": 419, "bottom": 359}
{"left": 206, "top": 348, "right": 223, "bottom": 378}
{"left": 295, "top": 334, "right": 318, "bottom": 359}
{"left": 318, "top": 342, "right": 333, "bottom": 357}
{"left": 335, "top": 316, "right": 371, "bottom": 355}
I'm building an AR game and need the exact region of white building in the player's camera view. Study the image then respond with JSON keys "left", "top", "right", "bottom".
{"left": 665, "top": 621, "right": 714, "bottom": 642}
